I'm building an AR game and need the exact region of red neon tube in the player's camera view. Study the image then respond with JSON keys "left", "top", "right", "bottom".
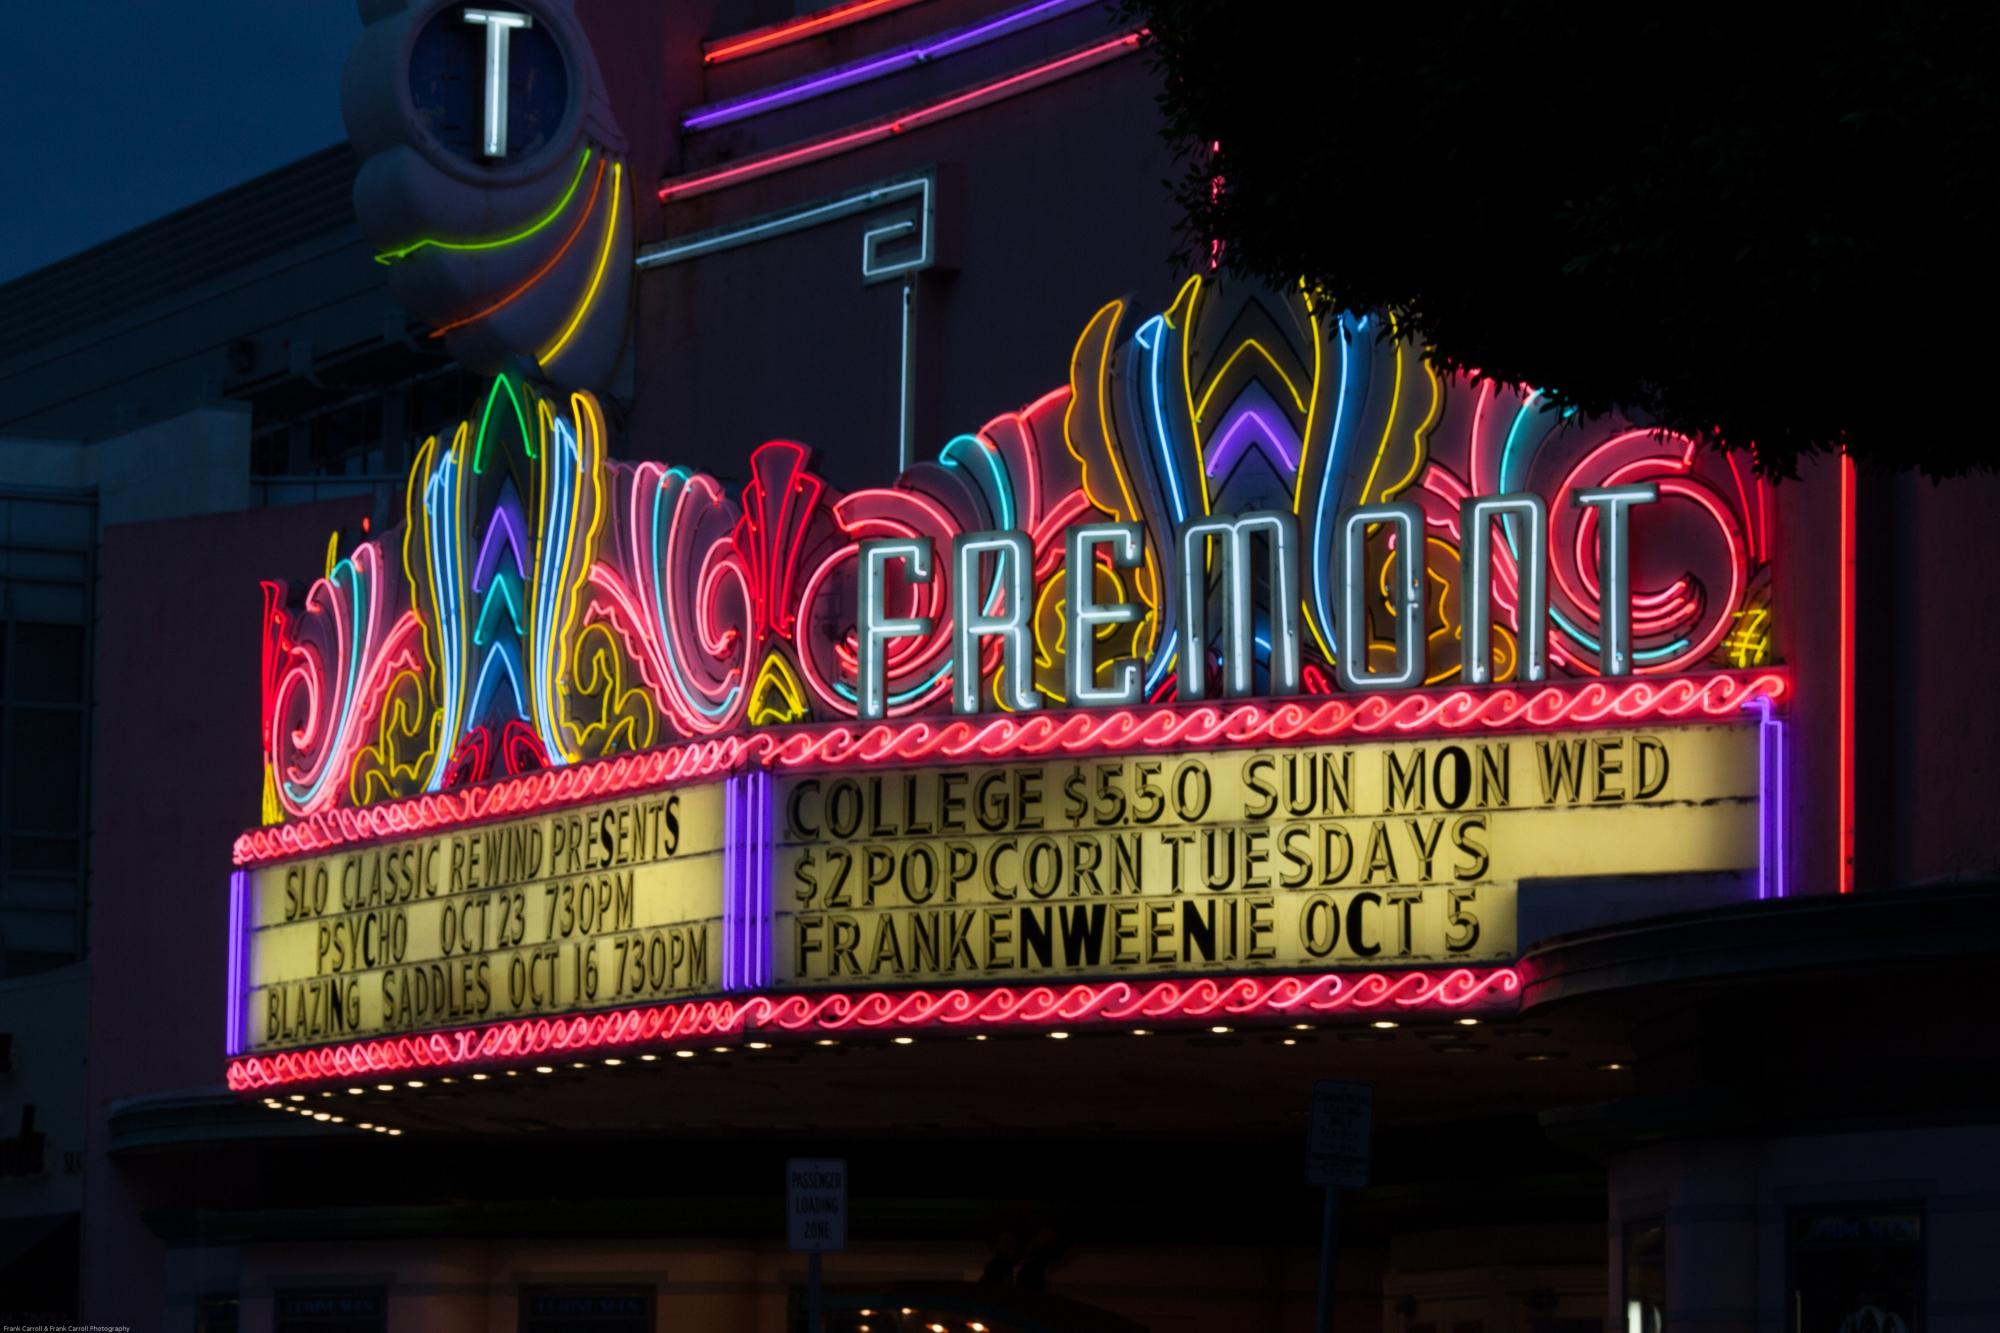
{"left": 226, "top": 967, "right": 1522, "bottom": 1091}
{"left": 234, "top": 670, "right": 1789, "bottom": 868}
{"left": 1838, "top": 452, "right": 1856, "bottom": 892}
{"left": 662, "top": 32, "right": 1145, "bottom": 201}
{"left": 705, "top": 0, "right": 930, "bottom": 65}
{"left": 429, "top": 156, "right": 607, "bottom": 339}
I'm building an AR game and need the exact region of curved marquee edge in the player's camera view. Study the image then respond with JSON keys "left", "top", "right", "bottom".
{"left": 234, "top": 669, "right": 1789, "bottom": 868}
{"left": 226, "top": 966, "right": 1522, "bottom": 1091}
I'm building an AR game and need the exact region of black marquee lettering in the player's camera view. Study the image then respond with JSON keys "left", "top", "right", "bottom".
{"left": 1433, "top": 746, "right": 1471, "bottom": 810}
{"left": 1243, "top": 755, "right": 1278, "bottom": 819}
{"left": 1346, "top": 891, "right": 1382, "bottom": 957}
{"left": 1301, "top": 895, "right": 1340, "bottom": 958}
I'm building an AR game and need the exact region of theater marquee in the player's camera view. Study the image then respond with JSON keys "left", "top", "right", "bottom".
{"left": 242, "top": 789, "right": 722, "bottom": 1052}
{"left": 777, "top": 726, "right": 1752, "bottom": 986}
{"left": 227, "top": 280, "right": 1788, "bottom": 1082}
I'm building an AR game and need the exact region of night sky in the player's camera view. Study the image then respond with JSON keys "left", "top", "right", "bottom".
{"left": 0, "top": 2, "right": 362, "bottom": 285}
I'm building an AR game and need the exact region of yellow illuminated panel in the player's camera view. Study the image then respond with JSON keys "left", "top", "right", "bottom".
{"left": 772, "top": 724, "right": 1756, "bottom": 986}
{"left": 245, "top": 785, "right": 724, "bottom": 1052}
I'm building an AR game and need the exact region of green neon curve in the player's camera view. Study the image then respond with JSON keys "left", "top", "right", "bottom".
{"left": 374, "top": 149, "right": 593, "bottom": 265}
{"left": 473, "top": 375, "right": 535, "bottom": 472}
{"left": 474, "top": 568, "right": 527, "bottom": 646}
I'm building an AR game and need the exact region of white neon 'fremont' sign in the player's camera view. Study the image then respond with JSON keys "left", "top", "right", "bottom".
{"left": 854, "top": 486, "right": 1658, "bottom": 719}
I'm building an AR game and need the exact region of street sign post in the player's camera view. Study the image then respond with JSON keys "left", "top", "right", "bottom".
{"left": 1307, "top": 1080, "right": 1373, "bottom": 1333}
{"left": 1307, "top": 1079, "right": 1373, "bottom": 1188}
{"left": 787, "top": 1157, "right": 848, "bottom": 1333}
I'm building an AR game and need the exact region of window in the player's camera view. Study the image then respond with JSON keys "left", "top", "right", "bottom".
{"left": 249, "top": 366, "right": 477, "bottom": 486}
{"left": 273, "top": 1288, "right": 385, "bottom": 1333}
{"left": 519, "top": 1285, "right": 653, "bottom": 1333}
{"left": 0, "top": 487, "right": 93, "bottom": 978}
{"left": 1789, "top": 1205, "right": 1923, "bottom": 1333}
{"left": 196, "top": 1295, "right": 240, "bottom": 1333}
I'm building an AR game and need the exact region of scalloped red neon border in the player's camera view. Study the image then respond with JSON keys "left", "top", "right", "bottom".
{"left": 226, "top": 966, "right": 1521, "bottom": 1090}
{"left": 234, "top": 669, "right": 1787, "bottom": 867}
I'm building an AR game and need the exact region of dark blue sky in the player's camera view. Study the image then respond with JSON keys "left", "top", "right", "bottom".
{"left": 0, "top": 3, "right": 362, "bottom": 284}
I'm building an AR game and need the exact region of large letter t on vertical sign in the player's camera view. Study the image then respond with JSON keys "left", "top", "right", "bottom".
{"left": 464, "top": 9, "right": 533, "bottom": 158}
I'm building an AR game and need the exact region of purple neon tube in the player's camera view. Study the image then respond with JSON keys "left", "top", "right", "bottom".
{"left": 684, "top": 0, "right": 1100, "bottom": 130}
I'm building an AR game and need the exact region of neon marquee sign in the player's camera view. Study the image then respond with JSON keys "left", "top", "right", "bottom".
{"left": 259, "top": 278, "right": 1778, "bottom": 827}
{"left": 231, "top": 277, "right": 1789, "bottom": 1087}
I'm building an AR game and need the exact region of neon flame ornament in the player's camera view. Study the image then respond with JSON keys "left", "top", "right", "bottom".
{"left": 262, "top": 544, "right": 423, "bottom": 820}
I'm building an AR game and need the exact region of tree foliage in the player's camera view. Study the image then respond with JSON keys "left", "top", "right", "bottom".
{"left": 1122, "top": 2, "right": 2000, "bottom": 476}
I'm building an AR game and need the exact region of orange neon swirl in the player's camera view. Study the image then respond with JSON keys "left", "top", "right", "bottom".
{"left": 703, "top": 0, "right": 926, "bottom": 64}
{"left": 429, "top": 157, "right": 608, "bottom": 340}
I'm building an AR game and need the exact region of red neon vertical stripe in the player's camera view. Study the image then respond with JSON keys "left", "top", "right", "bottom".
{"left": 1838, "top": 451, "right": 1856, "bottom": 893}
